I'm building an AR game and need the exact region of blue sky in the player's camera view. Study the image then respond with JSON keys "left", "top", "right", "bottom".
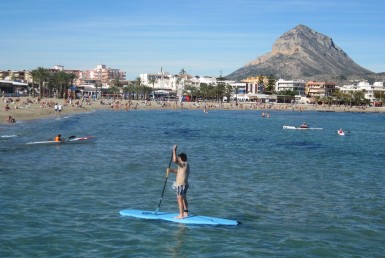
{"left": 1, "top": 0, "right": 384, "bottom": 79}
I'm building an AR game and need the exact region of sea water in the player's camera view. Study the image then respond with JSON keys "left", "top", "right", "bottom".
{"left": 1, "top": 109, "right": 384, "bottom": 257}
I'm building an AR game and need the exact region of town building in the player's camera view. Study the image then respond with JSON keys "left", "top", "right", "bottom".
{"left": 140, "top": 72, "right": 178, "bottom": 91}
{"left": 79, "top": 64, "right": 126, "bottom": 84}
{"left": 305, "top": 81, "right": 336, "bottom": 97}
{"left": 0, "top": 70, "right": 30, "bottom": 96}
{"left": 275, "top": 79, "right": 306, "bottom": 95}
{"left": 0, "top": 70, "right": 32, "bottom": 83}
{"left": 338, "top": 81, "right": 385, "bottom": 104}
{"left": 242, "top": 76, "right": 268, "bottom": 94}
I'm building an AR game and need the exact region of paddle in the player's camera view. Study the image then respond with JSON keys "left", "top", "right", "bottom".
{"left": 155, "top": 150, "right": 173, "bottom": 214}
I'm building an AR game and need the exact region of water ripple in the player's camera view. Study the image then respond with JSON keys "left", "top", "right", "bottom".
{"left": 1, "top": 110, "right": 385, "bottom": 257}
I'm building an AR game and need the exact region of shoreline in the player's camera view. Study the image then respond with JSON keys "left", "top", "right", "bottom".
{"left": 2, "top": 96, "right": 384, "bottom": 124}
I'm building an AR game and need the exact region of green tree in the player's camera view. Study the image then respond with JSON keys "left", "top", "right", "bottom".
{"left": 134, "top": 77, "right": 142, "bottom": 100}
{"left": 179, "top": 68, "right": 187, "bottom": 75}
{"left": 53, "top": 71, "right": 75, "bottom": 99}
{"left": 142, "top": 85, "right": 152, "bottom": 100}
{"left": 109, "top": 85, "right": 120, "bottom": 96}
{"left": 215, "top": 76, "right": 227, "bottom": 102}
{"left": 185, "top": 85, "right": 200, "bottom": 102}
{"left": 216, "top": 81, "right": 226, "bottom": 103}
{"left": 277, "top": 89, "right": 295, "bottom": 103}
{"left": 199, "top": 83, "right": 210, "bottom": 101}
{"left": 126, "top": 81, "right": 135, "bottom": 100}
{"left": 224, "top": 84, "right": 233, "bottom": 103}
{"left": 331, "top": 88, "right": 342, "bottom": 106}
{"left": 147, "top": 75, "right": 158, "bottom": 95}
{"left": 257, "top": 74, "right": 264, "bottom": 93}
{"left": 122, "top": 83, "right": 130, "bottom": 100}
{"left": 374, "top": 90, "right": 384, "bottom": 103}
{"left": 265, "top": 74, "right": 275, "bottom": 93}
{"left": 353, "top": 90, "right": 366, "bottom": 106}
{"left": 30, "top": 67, "right": 50, "bottom": 99}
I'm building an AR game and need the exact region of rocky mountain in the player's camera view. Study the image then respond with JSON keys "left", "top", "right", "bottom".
{"left": 226, "top": 24, "right": 375, "bottom": 82}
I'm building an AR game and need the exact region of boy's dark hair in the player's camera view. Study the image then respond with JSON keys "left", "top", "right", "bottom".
{"left": 178, "top": 153, "right": 187, "bottom": 161}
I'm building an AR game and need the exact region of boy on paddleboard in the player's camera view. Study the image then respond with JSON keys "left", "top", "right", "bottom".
{"left": 167, "top": 144, "right": 190, "bottom": 219}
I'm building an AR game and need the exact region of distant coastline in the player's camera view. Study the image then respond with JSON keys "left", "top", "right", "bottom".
{"left": 1, "top": 96, "right": 384, "bottom": 125}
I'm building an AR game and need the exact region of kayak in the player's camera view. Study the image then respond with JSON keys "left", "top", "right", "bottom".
{"left": 26, "top": 140, "right": 64, "bottom": 145}
{"left": 119, "top": 209, "right": 241, "bottom": 226}
{"left": 26, "top": 136, "right": 95, "bottom": 145}
{"left": 337, "top": 130, "right": 345, "bottom": 136}
{"left": 283, "top": 126, "right": 323, "bottom": 130}
{"left": 68, "top": 136, "right": 96, "bottom": 142}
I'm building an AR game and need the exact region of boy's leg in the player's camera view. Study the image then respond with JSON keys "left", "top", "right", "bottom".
{"left": 176, "top": 196, "right": 184, "bottom": 219}
{"left": 183, "top": 196, "right": 188, "bottom": 217}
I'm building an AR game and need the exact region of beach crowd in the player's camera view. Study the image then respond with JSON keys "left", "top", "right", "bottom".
{"left": 2, "top": 95, "right": 384, "bottom": 125}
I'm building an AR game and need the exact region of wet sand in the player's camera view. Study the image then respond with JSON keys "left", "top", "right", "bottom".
{"left": 1, "top": 96, "right": 384, "bottom": 124}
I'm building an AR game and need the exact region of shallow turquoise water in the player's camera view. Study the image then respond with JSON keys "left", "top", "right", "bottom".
{"left": 1, "top": 109, "right": 384, "bottom": 257}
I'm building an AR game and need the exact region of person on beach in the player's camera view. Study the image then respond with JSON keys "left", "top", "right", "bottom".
{"left": 6, "top": 115, "right": 16, "bottom": 123}
{"left": 54, "top": 134, "right": 63, "bottom": 142}
{"left": 167, "top": 144, "right": 190, "bottom": 219}
{"left": 4, "top": 103, "right": 11, "bottom": 111}
{"left": 54, "top": 103, "right": 58, "bottom": 113}
{"left": 58, "top": 104, "right": 62, "bottom": 114}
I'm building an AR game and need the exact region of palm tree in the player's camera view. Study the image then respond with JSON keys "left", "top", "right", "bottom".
{"left": 30, "top": 67, "right": 50, "bottom": 99}
{"left": 179, "top": 68, "right": 187, "bottom": 75}
{"left": 109, "top": 86, "right": 120, "bottom": 97}
{"left": 142, "top": 85, "right": 153, "bottom": 100}
{"left": 185, "top": 85, "right": 195, "bottom": 101}
{"left": 122, "top": 84, "right": 130, "bottom": 100}
{"left": 216, "top": 81, "right": 226, "bottom": 103}
{"left": 147, "top": 75, "right": 158, "bottom": 96}
{"left": 199, "top": 83, "right": 210, "bottom": 101}
{"left": 353, "top": 90, "right": 366, "bottom": 107}
{"left": 257, "top": 74, "right": 264, "bottom": 93}
{"left": 224, "top": 84, "right": 232, "bottom": 103}
{"left": 265, "top": 74, "right": 276, "bottom": 93}
{"left": 313, "top": 96, "right": 321, "bottom": 105}
{"left": 331, "top": 88, "right": 342, "bottom": 106}
{"left": 134, "top": 77, "right": 142, "bottom": 100}
{"left": 54, "top": 71, "right": 74, "bottom": 99}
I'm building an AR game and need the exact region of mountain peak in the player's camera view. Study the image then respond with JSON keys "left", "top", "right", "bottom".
{"left": 227, "top": 24, "right": 373, "bottom": 81}
{"left": 271, "top": 24, "right": 339, "bottom": 55}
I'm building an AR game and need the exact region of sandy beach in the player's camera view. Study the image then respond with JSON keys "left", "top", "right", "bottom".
{"left": 1, "top": 96, "right": 384, "bottom": 124}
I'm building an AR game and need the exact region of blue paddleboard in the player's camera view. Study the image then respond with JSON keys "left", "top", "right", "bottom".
{"left": 119, "top": 209, "right": 240, "bottom": 226}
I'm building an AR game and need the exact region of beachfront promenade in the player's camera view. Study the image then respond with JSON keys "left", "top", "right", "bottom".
{"left": 2, "top": 96, "right": 384, "bottom": 124}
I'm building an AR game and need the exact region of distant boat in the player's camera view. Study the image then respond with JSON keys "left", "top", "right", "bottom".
{"left": 283, "top": 126, "right": 323, "bottom": 130}
{"left": 337, "top": 129, "right": 345, "bottom": 136}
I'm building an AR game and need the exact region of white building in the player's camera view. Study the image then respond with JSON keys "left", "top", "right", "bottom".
{"left": 338, "top": 81, "right": 385, "bottom": 103}
{"left": 140, "top": 72, "right": 179, "bottom": 91}
{"left": 275, "top": 79, "right": 306, "bottom": 95}
{"left": 196, "top": 76, "right": 217, "bottom": 85}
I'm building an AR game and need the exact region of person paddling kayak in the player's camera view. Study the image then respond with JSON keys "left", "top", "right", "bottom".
{"left": 54, "top": 134, "right": 63, "bottom": 142}
{"left": 299, "top": 122, "right": 308, "bottom": 128}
